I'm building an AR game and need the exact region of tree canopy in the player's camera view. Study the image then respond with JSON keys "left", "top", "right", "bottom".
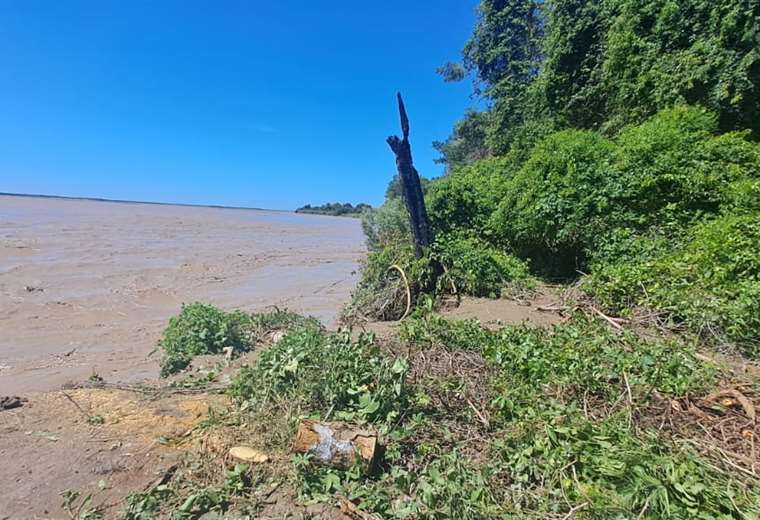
{"left": 438, "top": 0, "right": 760, "bottom": 161}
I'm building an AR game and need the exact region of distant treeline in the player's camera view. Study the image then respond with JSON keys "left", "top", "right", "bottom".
{"left": 295, "top": 202, "right": 371, "bottom": 217}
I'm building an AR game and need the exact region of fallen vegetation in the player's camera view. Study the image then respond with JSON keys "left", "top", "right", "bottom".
{"left": 107, "top": 306, "right": 759, "bottom": 518}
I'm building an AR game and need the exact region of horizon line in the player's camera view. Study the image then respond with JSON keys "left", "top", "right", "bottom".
{"left": 0, "top": 191, "right": 287, "bottom": 212}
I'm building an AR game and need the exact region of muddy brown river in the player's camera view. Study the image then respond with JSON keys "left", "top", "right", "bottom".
{"left": 0, "top": 195, "right": 365, "bottom": 394}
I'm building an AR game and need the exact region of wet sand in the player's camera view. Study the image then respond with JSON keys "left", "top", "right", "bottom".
{"left": 0, "top": 195, "right": 365, "bottom": 394}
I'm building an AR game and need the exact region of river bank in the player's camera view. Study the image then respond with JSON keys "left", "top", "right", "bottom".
{"left": 0, "top": 195, "right": 365, "bottom": 394}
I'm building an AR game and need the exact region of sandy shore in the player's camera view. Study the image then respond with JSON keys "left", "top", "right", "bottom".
{"left": 0, "top": 195, "right": 365, "bottom": 394}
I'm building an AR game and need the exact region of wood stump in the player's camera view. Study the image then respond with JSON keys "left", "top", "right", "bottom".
{"left": 293, "top": 419, "right": 378, "bottom": 471}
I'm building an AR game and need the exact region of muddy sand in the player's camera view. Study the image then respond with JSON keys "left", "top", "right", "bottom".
{"left": 0, "top": 195, "right": 365, "bottom": 395}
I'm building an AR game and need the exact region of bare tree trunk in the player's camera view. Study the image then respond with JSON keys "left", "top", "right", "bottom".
{"left": 387, "top": 93, "right": 433, "bottom": 258}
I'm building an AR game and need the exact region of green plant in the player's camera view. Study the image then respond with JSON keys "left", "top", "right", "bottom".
{"left": 87, "top": 414, "right": 105, "bottom": 426}
{"left": 486, "top": 315, "right": 716, "bottom": 420}
{"left": 589, "top": 214, "right": 760, "bottom": 354}
{"left": 433, "top": 232, "right": 535, "bottom": 298}
{"left": 124, "top": 485, "right": 174, "bottom": 520}
{"left": 230, "top": 326, "right": 408, "bottom": 425}
{"left": 61, "top": 490, "right": 102, "bottom": 520}
{"left": 426, "top": 155, "right": 515, "bottom": 237}
{"left": 344, "top": 240, "right": 433, "bottom": 321}
{"left": 158, "top": 305, "right": 320, "bottom": 376}
{"left": 158, "top": 303, "right": 251, "bottom": 376}
{"left": 490, "top": 129, "right": 616, "bottom": 275}
{"left": 361, "top": 197, "right": 412, "bottom": 251}
{"left": 493, "top": 410, "right": 759, "bottom": 518}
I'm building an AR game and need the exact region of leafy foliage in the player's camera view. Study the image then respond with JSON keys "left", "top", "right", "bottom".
{"left": 439, "top": 0, "right": 760, "bottom": 161}
{"left": 360, "top": 196, "right": 412, "bottom": 252}
{"left": 344, "top": 240, "right": 433, "bottom": 321}
{"left": 589, "top": 214, "right": 760, "bottom": 353}
{"left": 490, "top": 129, "right": 616, "bottom": 274}
{"left": 158, "top": 303, "right": 251, "bottom": 376}
{"left": 289, "top": 315, "right": 755, "bottom": 519}
{"left": 426, "top": 155, "right": 515, "bottom": 238}
{"left": 432, "top": 232, "right": 535, "bottom": 298}
{"left": 432, "top": 109, "right": 490, "bottom": 171}
{"left": 230, "top": 326, "right": 408, "bottom": 425}
{"left": 158, "top": 304, "right": 319, "bottom": 376}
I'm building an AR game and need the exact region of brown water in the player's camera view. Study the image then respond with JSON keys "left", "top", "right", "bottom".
{"left": 0, "top": 195, "right": 365, "bottom": 394}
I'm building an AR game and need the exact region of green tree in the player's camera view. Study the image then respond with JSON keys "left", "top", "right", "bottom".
{"left": 438, "top": 0, "right": 760, "bottom": 160}
{"left": 432, "top": 109, "right": 490, "bottom": 171}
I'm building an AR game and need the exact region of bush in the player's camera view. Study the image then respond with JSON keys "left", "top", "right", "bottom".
{"left": 724, "top": 178, "right": 760, "bottom": 214}
{"left": 159, "top": 303, "right": 251, "bottom": 376}
{"left": 344, "top": 240, "right": 434, "bottom": 321}
{"left": 360, "top": 197, "right": 411, "bottom": 251}
{"left": 158, "top": 305, "right": 320, "bottom": 376}
{"left": 490, "top": 129, "right": 616, "bottom": 275}
{"left": 432, "top": 233, "right": 535, "bottom": 298}
{"left": 426, "top": 155, "right": 515, "bottom": 238}
{"left": 229, "top": 327, "right": 408, "bottom": 425}
{"left": 588, "top": 215, "right": 760, "bottom": 354}
{"left": 485, "top": 106, "right": 760, "bottom": 277}
{"left": 290, "top": 315, "right": 746, "bottom": 519}
{"left": 494, "top": 410, "right": 755, "bottom": 518}
{"left": 612, "top": 107, "right": 759, "bottom": 230}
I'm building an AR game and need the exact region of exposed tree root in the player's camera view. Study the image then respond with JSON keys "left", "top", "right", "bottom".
{"left": 388, "top": 264, "right": 411, "bottom": 321}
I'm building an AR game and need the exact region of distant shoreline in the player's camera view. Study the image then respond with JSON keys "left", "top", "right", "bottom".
{"left": 0, "top": 191, "right": 283, "bottom": 212}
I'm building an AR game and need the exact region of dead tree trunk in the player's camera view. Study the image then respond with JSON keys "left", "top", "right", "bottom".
{"left": 387, "top": 93, "right": 433, "bottom": 258}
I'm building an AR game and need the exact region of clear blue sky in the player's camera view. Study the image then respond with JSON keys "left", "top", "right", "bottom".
{"left": 0, "top": 1, "right": 478, "bottom": 209}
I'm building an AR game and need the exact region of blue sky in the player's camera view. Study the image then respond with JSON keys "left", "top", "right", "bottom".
{"left": 0, "top": 1, "right": 478, "bottom": 209}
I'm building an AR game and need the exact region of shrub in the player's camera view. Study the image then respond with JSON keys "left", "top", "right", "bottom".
{"left": 344, "top": 241, "right": 433, "bottom": 321}
{"left": 360, "top": 197, "right": 411, "bottom": 251}
{"left": 426, "top": 155, "right": 516, "bottom": 238}
{"left": 432, "top": 233, "right": 535, "bottom": 298}
{"left": 158, "top": 303, "right": 251, "bottom": 376}
{"left": 490, "top": 129, "right": 616, "bottom": 275}
{"left": 486, "top": 106, "right": 760, "bottom": 277}
{"left": 486, "top": 316, "right": 715, "bottom": 419}
{"left": 158, "top": 305, "right": 320, "bottom": 376}
{"left": 588, "top": 215, "right": 760, "bottom": 354}
{"left": 229, "top": 327, "right": 408, "bottom": 425}
{"left": 612, "top": 107, "right": 759, "bottom": 230}
{"left": 494, "top": 410, "right": 756, "bottom": 518}
{"left": 724, "top": 178, "right": 760, "bottom": 214}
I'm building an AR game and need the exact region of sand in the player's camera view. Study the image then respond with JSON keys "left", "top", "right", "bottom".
{"left": 0, "top": 195, "right": 365, "bottom": 395}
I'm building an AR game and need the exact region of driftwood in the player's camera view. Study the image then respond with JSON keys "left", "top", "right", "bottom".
{"left": 386, "top": 93, "right": 433, "bottom": 259}
{"left": 293, "top": 419, "right": 378, "bottom": 471}
{"left": 338, "top": 496, "right": 381, "bottom": 520}
{"left": 703, "top": 389, "right": 756, "bottom": 422}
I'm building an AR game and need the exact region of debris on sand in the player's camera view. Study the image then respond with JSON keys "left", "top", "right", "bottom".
{"left": 293, "top": 419, "right": 378, "bottom": 471}
{"left": 228, "top": 446, "right": 269, "bottom": 464}
{"left": 0, "top": 395, "right": 26, "bottom": 411}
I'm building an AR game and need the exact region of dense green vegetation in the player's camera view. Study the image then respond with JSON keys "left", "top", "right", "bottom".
{"left": 134, "top": 307, "right": 759, "bottom": 518}
{"left": 119, "top": 1, "right": 759, "bottom": 517}
{"left": 157, "top": 303, "right": 320, "bottom": 376}
{"left": 354, "top": 105, "right": 760, "bottom": 352}
{"left": 351, "top": 0, "right": 760, "bottom": 353}
{"left": 436, "top": 0, "right": 760, "bottom": 165}
{"left": 295, "top": 202, "right": 371, "bottom": 216}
